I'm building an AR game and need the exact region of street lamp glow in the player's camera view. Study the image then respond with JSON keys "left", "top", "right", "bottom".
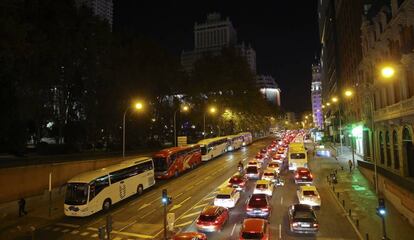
{"left": 209, "top": 107, "right": 217, "bottom": 114}
{"left": 322, "top": 105, "right": 325, "bottom": 109}
{"left": 381, "top": 66, "right": 395, "bottom": 79}
{"left": 344, "top": 89, "right": 353, "bottom": 97}
{"left": 135, "top": 102, "right": 143, "bottom": 110}
{"left": 182, "top": 105, "right": 189, "bottom": 112}
{"left": 332, "top": 97, "right": 338, "bottom": 103}
{"left": 285, "top": 121, "right": 289, "bottom": 125}
{"left": 326, "top": 102, "right": 331, "bottom": 106}
{"left": 305, "top": 116, "right": 308, "bottom": 119}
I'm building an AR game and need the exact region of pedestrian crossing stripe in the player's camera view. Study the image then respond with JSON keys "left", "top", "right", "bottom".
{"left": 70, "top": 230, "right": 79, "bottom": 234}
{"left": 80, "top": 231, "right": 89, "bottom": 236}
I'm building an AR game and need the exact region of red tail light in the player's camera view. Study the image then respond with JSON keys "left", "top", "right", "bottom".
{"left": 214, "top": 220, "right": 220, "bottom": 224}
{"left": 246, "top": 207, "right": 253, "bottom": 211}
{"left": 295, "top": 173, "right": 299, "bottom": 178}
{"left": 196, "top": 219, "right": 201, "bottom": 224}
{"left": 292, "top": 222, "right": 298, "bottom": 227}
{"left": 239, "top": 182, "right": 245, "bottom": 186}
{"left": 313, "top": 223, "right": 319, "bottom": 227}
{"left": 262, "top": 207, "right": 269, "bottom": 211}
{"left": 310, "top": 173, "right": 314, "bottom": 178}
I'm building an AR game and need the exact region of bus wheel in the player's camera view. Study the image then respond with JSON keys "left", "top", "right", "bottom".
{"left": 137, "top": 184, "right": 144, "bottom": 196}
{"left": 102, "top": 199, "right": 111, "bottom": 211}
{"left": 175, "top": 170, "right": 179, "bottom": 177}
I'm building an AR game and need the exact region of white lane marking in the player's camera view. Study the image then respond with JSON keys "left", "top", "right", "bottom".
{"left": 193, "top": 203, "right": 209, "bottom": 209}
{"left": 62, "top": 229, "right": 70, "bottom": 233}
{"left": 140, "top": 209, "right": 156, "bottom": 219}
{"left": 70, "top": 230, "right": 79, "bottom": 234}
{"left": 118, "top": 219, "right": 137, "bottom": 232}
{"left": 87, "top": 227, "right": 154, "bottom": 239}
{"left": 80, "top": 232, "right": 90, "bottom": 236}
{"left": 231, "top": 223, "right": 237, "bottom": 236}
{"left": 56, "top": 223, "right": 79, "bottom": 228}
{"left": 112, "top": 237, "right": 122, "bottom": 240}
{"left": 138, "top": 203, "right": 151, "bottom": 210}
{"left": 243, "top": 157, "right": 248, "bottom": 161}
{"left": 203, "top": 196, "right": 215, "bottom": 201}
{"left": 91, "top": 233, "right": 98, "bottom": 237}
{"left": 245, "top": 198, "right": 249, "bottom": 204}
{"left": 52, "top": 227, "right": 61, "bottom": 232}
{"left": 175, "top": 220, "right": 194, "bottom": 228}
{"left": 279, "top": 224, "right": 282, "bottom": 239}
{"left": 181, "top": 211, "right": 201, "bottom": 219}
{"left": 175, "top": 192, "right": 184, "bottom": 198}
{"left": 149, "top": 196, "right": 161, "bottom": 204}
{"left": 187, "top": 185, "right": 194, "bottom": 190}
{"left": 170, "top": 196, "right": 192, "bottom": 211}
{"left": 281, "top": 196, "right": 283, "bottom": 205}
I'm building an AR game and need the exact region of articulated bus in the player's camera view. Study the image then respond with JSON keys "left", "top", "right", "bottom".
{"left": 238, "top": 132, "right": 253, "bottom": 146}
{"left": 153, "top": 145, "right": 202, "bottom": 179}
{"left": 198, "top": 137, "right": 229, "bottom": 161}
{"left": 64, "top": 157, "right": 155, "bottom": 217}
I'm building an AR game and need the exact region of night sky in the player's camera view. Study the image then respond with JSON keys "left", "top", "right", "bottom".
{"left": 114, "top": 1, "right": 320, "bottom": 113}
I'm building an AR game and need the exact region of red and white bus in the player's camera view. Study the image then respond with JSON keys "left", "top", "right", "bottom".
{"left": 153, "top": 145, "right": 202, "bottom": 179}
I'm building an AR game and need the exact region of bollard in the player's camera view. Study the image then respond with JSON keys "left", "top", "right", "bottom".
{"left": 348, "top": 209, "right": 352, "bottom": 217}
{"left": 365, "top": 233, "right": 369, "bottom": 240}
{"left": 356, "top": 219, "right": 359, "bottom": 229}
{"left": 342, "top": 200, "right": 345, "bottom": 208}
{"left": 336, "top": 192, "right": 340, "bottom": 198}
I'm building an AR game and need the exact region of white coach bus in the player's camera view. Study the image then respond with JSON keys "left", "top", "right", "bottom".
{"left": 238, "top": 132, "right": 253, "bottom": 146}
{"left": 64, "top": 157, "right": 155, "bottom": 217}
{"left": 198, "top": 137, "right": 229, "bottom": 161}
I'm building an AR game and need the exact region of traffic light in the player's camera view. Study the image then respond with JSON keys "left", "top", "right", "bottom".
{"left": 376, "top": 197, "right": 386, "bottom": 217}
{"left": 162, "top": 189, "right": 172, "bottom": 205}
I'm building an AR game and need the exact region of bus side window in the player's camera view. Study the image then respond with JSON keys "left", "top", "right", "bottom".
{"left": 89, "top": 175, "right": 109, "bottom": 201}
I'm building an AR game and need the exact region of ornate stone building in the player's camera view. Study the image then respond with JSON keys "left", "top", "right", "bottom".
{"left": 358, "top": 0, "right": 414, "bottom": 225}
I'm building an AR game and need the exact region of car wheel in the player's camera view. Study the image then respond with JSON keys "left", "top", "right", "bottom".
{"left": 137, "top": 184, "right": 144, "bottom": 196}
{"left": 102, "top": 199, "right": 111, "bottom": 211}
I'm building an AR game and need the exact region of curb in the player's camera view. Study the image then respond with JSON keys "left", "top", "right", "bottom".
{"left": 327, "top": 184, "right": 364, "bottom": 240}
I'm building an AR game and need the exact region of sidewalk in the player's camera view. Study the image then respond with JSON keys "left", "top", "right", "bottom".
{"left": 0, "top": 188, "right": 66, "bottom": 240}
{"left": 327, "top": 144, "right": 414, "bottom": 240}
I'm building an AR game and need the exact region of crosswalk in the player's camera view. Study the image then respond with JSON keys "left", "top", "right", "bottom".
{"left": 43, "top": 223, "right": 141, "bottom": 240}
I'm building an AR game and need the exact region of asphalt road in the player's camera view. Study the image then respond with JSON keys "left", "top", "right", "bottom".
{"left": 25, "top": 140, "right": 358, "bottom": 240}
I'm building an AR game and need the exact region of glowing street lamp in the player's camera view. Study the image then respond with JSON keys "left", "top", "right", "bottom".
{"left": 326, "top": 102, "right": 331, "bottom": 106}
{"left": 381, "top": 66, "right": 395, "bottom": 79}
{"left": 344, "top": 89, "right": 353, "bottom": 98}
{"left": 203, "top": 106, "right": 217, "bottom": 138}
{"left": 123, "top": 101, "right": 144, "bottom": 158}
{"left": 332, "top": 97, "right": 338, "bottom": 103}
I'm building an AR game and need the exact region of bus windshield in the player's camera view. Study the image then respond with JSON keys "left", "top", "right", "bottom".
{"left": 200, "top": 146, "right": 207, "bottom": 155}
{"left": 153, "top": 157, "right": 169, "bottom": 172}
{"left": 65, "top": 183, "right": 88, "bottom": 205}
{"left": 290, "top": 153, "right": 306, "bottom": 159}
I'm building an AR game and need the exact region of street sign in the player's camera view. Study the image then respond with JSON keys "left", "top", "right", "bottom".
{"left": 177, "top": 136, "right": 187, "bottom": 146}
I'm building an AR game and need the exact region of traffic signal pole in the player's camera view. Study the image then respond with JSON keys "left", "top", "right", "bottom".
{"left": 162, "top": 189, "right": 172, "bottom": 240}
{"left": 163, "top": 201, "right": 167, "bottom": 240}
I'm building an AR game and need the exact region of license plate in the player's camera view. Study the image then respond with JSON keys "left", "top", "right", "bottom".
{"left": 301, "top": 223, "right": 310, "bottom": 227}
{"left": 254, "top": 210, "right": 260, "bottom": 213}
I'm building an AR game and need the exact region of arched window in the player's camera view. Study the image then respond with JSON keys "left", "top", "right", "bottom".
{"left": 379, "top": 132, "right": 385, "bottom": 165}
{"left": 393, "top": 130, "right": 400, "bottom": 170}
{"left": 403, "top": 127, "right": 414, "bottom": 177}
{"left": 386, "top": 131, "right": 392, "bottom": 167}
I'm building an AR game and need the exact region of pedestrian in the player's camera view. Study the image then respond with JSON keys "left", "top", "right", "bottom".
{"left": 348, "top": 159, "right": 353, "bottom": 173}
{"left": 18, "top": 198, "right": 27, "bottom": 217}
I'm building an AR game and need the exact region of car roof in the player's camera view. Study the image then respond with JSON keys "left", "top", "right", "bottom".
{"left": 300, "top": 185, "right": 317, "bottom": 191}
{"left": 243, "top": 218, "right": 265, "bottom": 232}
{"left": 218, "top": 187, "right": 234, "bottom": 195}
{"left": 263, "top": 169, "right": 275, "bottom": 174}
{"left": 256, "top": 180, "right": 270, "bottom": 185}
{"left": 201, "top": 206, "right": 221, "bottom": 216}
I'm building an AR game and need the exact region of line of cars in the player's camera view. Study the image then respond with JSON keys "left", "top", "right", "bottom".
{"left": 173, "top": 130, "right": 322, "bottom": 239}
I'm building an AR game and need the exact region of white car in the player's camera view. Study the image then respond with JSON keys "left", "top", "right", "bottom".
{"left": 214, "top": 187, "right": 240, "bottom": 208}
{"left": 253, "top": 180, "right": 273, "bottom": 197}
{"left": 267, "top": 162, "right": 280, "bottom": 174}
{"left": 262, "top": 169, "right": 277, "bottom": 183}
{"left": 297, "top": 185, "right": 321, "bottom": 208}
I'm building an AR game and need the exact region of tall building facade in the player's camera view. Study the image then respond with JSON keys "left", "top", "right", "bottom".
{"left": 256, "top": 75, "right": 281, "bottom": 106}
{"left": 311, "top": 63, "right": 324, "bottom": 129}
{"left": 181, "top": 13, "right": 256, "bottom": 74}
{"left": 76, "top": 0, "right": 113, "bottom": 29}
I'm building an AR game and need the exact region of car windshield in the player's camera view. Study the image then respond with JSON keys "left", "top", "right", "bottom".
{"left": 246, "top": 166, "right": 258, "bottom": 173}
{"left": 294, "top": 210, "right": 315, "bottom": 219}
{"left": 249, "top": 197, "right": 267, "bottom": 208}
{"left": 199, "top": 215, "right": 216, "bottom": 222}
{"left": 242, "top": 232, "right": 264, "bottom": 239}
{"left": 153, "top": 156, "right": 168, "bottom": 172}
{"left": 303, "top": 190, "right": 316, "bottom": 196}
{"left": 65, "top": 183, "right": 88, "bottom": 205}
{"left": 256, "top": 184, "right": 268, "bottom": 189}
{"left": 291, "top": 153, "right": 306, "bottom": 159}
{"left": 216, "top": 194, "right": 231, "bottom": 199}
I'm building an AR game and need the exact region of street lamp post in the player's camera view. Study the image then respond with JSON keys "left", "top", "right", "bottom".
{"left": 123, "top": 102, "right": 143, "bottom": 158}
{"left": 203, "top": 107, "right": 216, "bottom": 138}
{"left": 173, "top": 105, "right": 189, "bottom": 147}
{"left": 331, "top": 97, "right": 343, "bottom": 154}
